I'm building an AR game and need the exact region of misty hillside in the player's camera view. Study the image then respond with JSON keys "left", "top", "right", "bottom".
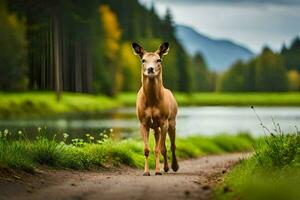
{"left": 176, "top": 25, "right": 255, "bottom": 71}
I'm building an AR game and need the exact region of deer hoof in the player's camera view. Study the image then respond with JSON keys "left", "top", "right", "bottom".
{"left": 155, "top": 172, "right": 162, "bottom": 175}
{"left": 172, "top": 162, "right": 179, "bottom": 172}
{"left": 143, "top": 172, "right": 150, "bottom": 176}
{"left": 164, "top": 166, "right": 169, "bottom": 172}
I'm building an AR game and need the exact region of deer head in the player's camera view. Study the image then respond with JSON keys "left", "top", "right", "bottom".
{"left": 132, "top": 42, "right": 169, "bottom": 78}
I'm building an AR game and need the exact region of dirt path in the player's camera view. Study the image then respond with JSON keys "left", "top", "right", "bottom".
{"left": 0, "top": 153, "right": 249, "bottom": 200}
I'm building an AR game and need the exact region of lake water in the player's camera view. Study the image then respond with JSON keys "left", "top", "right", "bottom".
{"left": 0, "top": 106, "right": 299, "bottom": 140}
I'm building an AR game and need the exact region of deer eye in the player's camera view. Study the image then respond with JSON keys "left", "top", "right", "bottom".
{"left": 157, "top": 59, "right": 162, "bottom": 63}
{"left": 141, "top": 59, "right": 146, "bottom": 63}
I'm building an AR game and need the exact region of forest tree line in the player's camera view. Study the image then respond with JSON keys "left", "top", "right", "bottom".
{"left": 1, "top": 0, "right": 209, "bottom": 95}
{"left": 0, "top": 0, "right": 299, "bottom": 94}
{"left": 218, "top": 37, "right": 300, "bottom": 92}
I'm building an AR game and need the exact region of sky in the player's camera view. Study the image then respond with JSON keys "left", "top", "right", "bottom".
{"left": 140, "top": 0, "right": 300, "bottom": 53}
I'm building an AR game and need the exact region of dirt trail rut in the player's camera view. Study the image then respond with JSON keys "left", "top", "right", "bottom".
{"left": 0, "top": 153, "right": 249, "bottom": 200}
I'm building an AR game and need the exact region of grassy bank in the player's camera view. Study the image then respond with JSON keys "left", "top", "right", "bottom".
{"left": 214, "top": 130, "right": 300, "bottom": 200}
{"left": 0, "top": 130, "right": 254, "bottom": 173}
{"left": 118, "top": 92, "right": 300, "bottom": 106}
{"left": 0, "top": 92, "right": 120, "bottom": 118}
{"left": 1, "top": 92, "right": 300, "bottom": 118}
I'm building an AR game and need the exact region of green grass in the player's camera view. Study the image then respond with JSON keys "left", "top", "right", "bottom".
{"left": 118, "top": 92, "right": 300, "bottom": 106}
{"left": 1, "top": 92, "right": 300, "bottom": 118}
{"left": 214, "top": 131, "right": 300, "bottom": 200}
{"left": 0, "top": 92, "right": 120, "bottom": 118}
{"left": 0, "top": 130, "right": 254, "bottom": 173}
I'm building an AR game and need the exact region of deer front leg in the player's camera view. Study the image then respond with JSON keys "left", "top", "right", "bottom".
{"left": 141, "top": 123, "right": 150, "bottom": 176}
{"left": 154, "top": 127, "right": 162, "bottom": 175}
{"left": 155, "top": 127, "right": 169, "bottom": 173}
{"left": 156, "top": 119, "right": 168, "bottom": 175}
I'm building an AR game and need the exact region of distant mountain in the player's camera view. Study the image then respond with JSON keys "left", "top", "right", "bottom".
{"left": 175, "top": 25, "right": 255, "bottom": 71}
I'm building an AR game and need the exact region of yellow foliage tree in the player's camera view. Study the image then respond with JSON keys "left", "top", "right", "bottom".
{"left": 119, "top": 42, "right": 141, "bottom": 91}
{"left": 99, "top": 5, "right": 121, "bottom": 59}
{"left": 288, "top": 70, "right": 300, "bottom": 91}
{"left": 98, "top": 5, "right": 122, "bottom": 95}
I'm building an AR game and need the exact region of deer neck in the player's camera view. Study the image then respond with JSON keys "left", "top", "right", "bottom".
{"left": 142, "top": 72, "right": 164, "bottom": 106}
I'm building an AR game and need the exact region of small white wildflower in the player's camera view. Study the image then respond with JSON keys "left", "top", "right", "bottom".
{"left": 18, "top": 130, "right": 22, "bottom": 135}
{"left": 37, "top": 127, "right": 41, "bottom": 132}
{"left": 109, "top": 128, "right": 113, "bottom": 133}
{"left": 97, "top": 140, "right": 103, "bottom": 144}
{"left": 63, "top": 133, "right": 69, "bottom": 138}
{"left": 4, "top": 129, "right": 8, "bottom": 135}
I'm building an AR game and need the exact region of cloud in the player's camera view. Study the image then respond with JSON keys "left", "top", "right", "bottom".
{"left": 153, "top": 0, "right": 300, "bottom": 52}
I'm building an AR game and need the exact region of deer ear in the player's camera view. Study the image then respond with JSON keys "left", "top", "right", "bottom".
{"left": 132, "top": 43, "right": 144, "bottom": 58}
{"left": 156, "top": 42, "right": 169, "bottom": 57}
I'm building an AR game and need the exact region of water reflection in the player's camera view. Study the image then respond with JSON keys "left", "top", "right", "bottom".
{"left": 0, "top": 106, "right": 299, "bottom": 139}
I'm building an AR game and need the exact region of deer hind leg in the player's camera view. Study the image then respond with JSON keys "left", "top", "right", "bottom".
{"left": 141, "top": 123, "right": 150, "bottom": 176}
{"left": 168, "top": 120, "right": 179, "bottom": 172}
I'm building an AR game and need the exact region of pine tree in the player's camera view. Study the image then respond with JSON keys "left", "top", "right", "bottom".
{"left": 281, "top": 36, "right": 300, "bottom": 71}
{"left": 255, "top": 47, "right": 288, "bottom": 91}
{"left": 192, "top": 52, "right": 213, "bottom": 91}
{"left": 162, "top": 8, "right": 175, "bottom": 41}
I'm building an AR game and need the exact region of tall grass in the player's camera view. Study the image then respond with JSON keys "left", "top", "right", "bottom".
{"left": 214, "top": 108, "right": 300, "bottom": 200}
{"left": 0, "top": 129, "right": 254, "bottom": 173}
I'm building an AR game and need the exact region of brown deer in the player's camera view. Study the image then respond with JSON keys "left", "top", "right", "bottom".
{"left": 132, "top": 42, "right": 179, "bottom": 176}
